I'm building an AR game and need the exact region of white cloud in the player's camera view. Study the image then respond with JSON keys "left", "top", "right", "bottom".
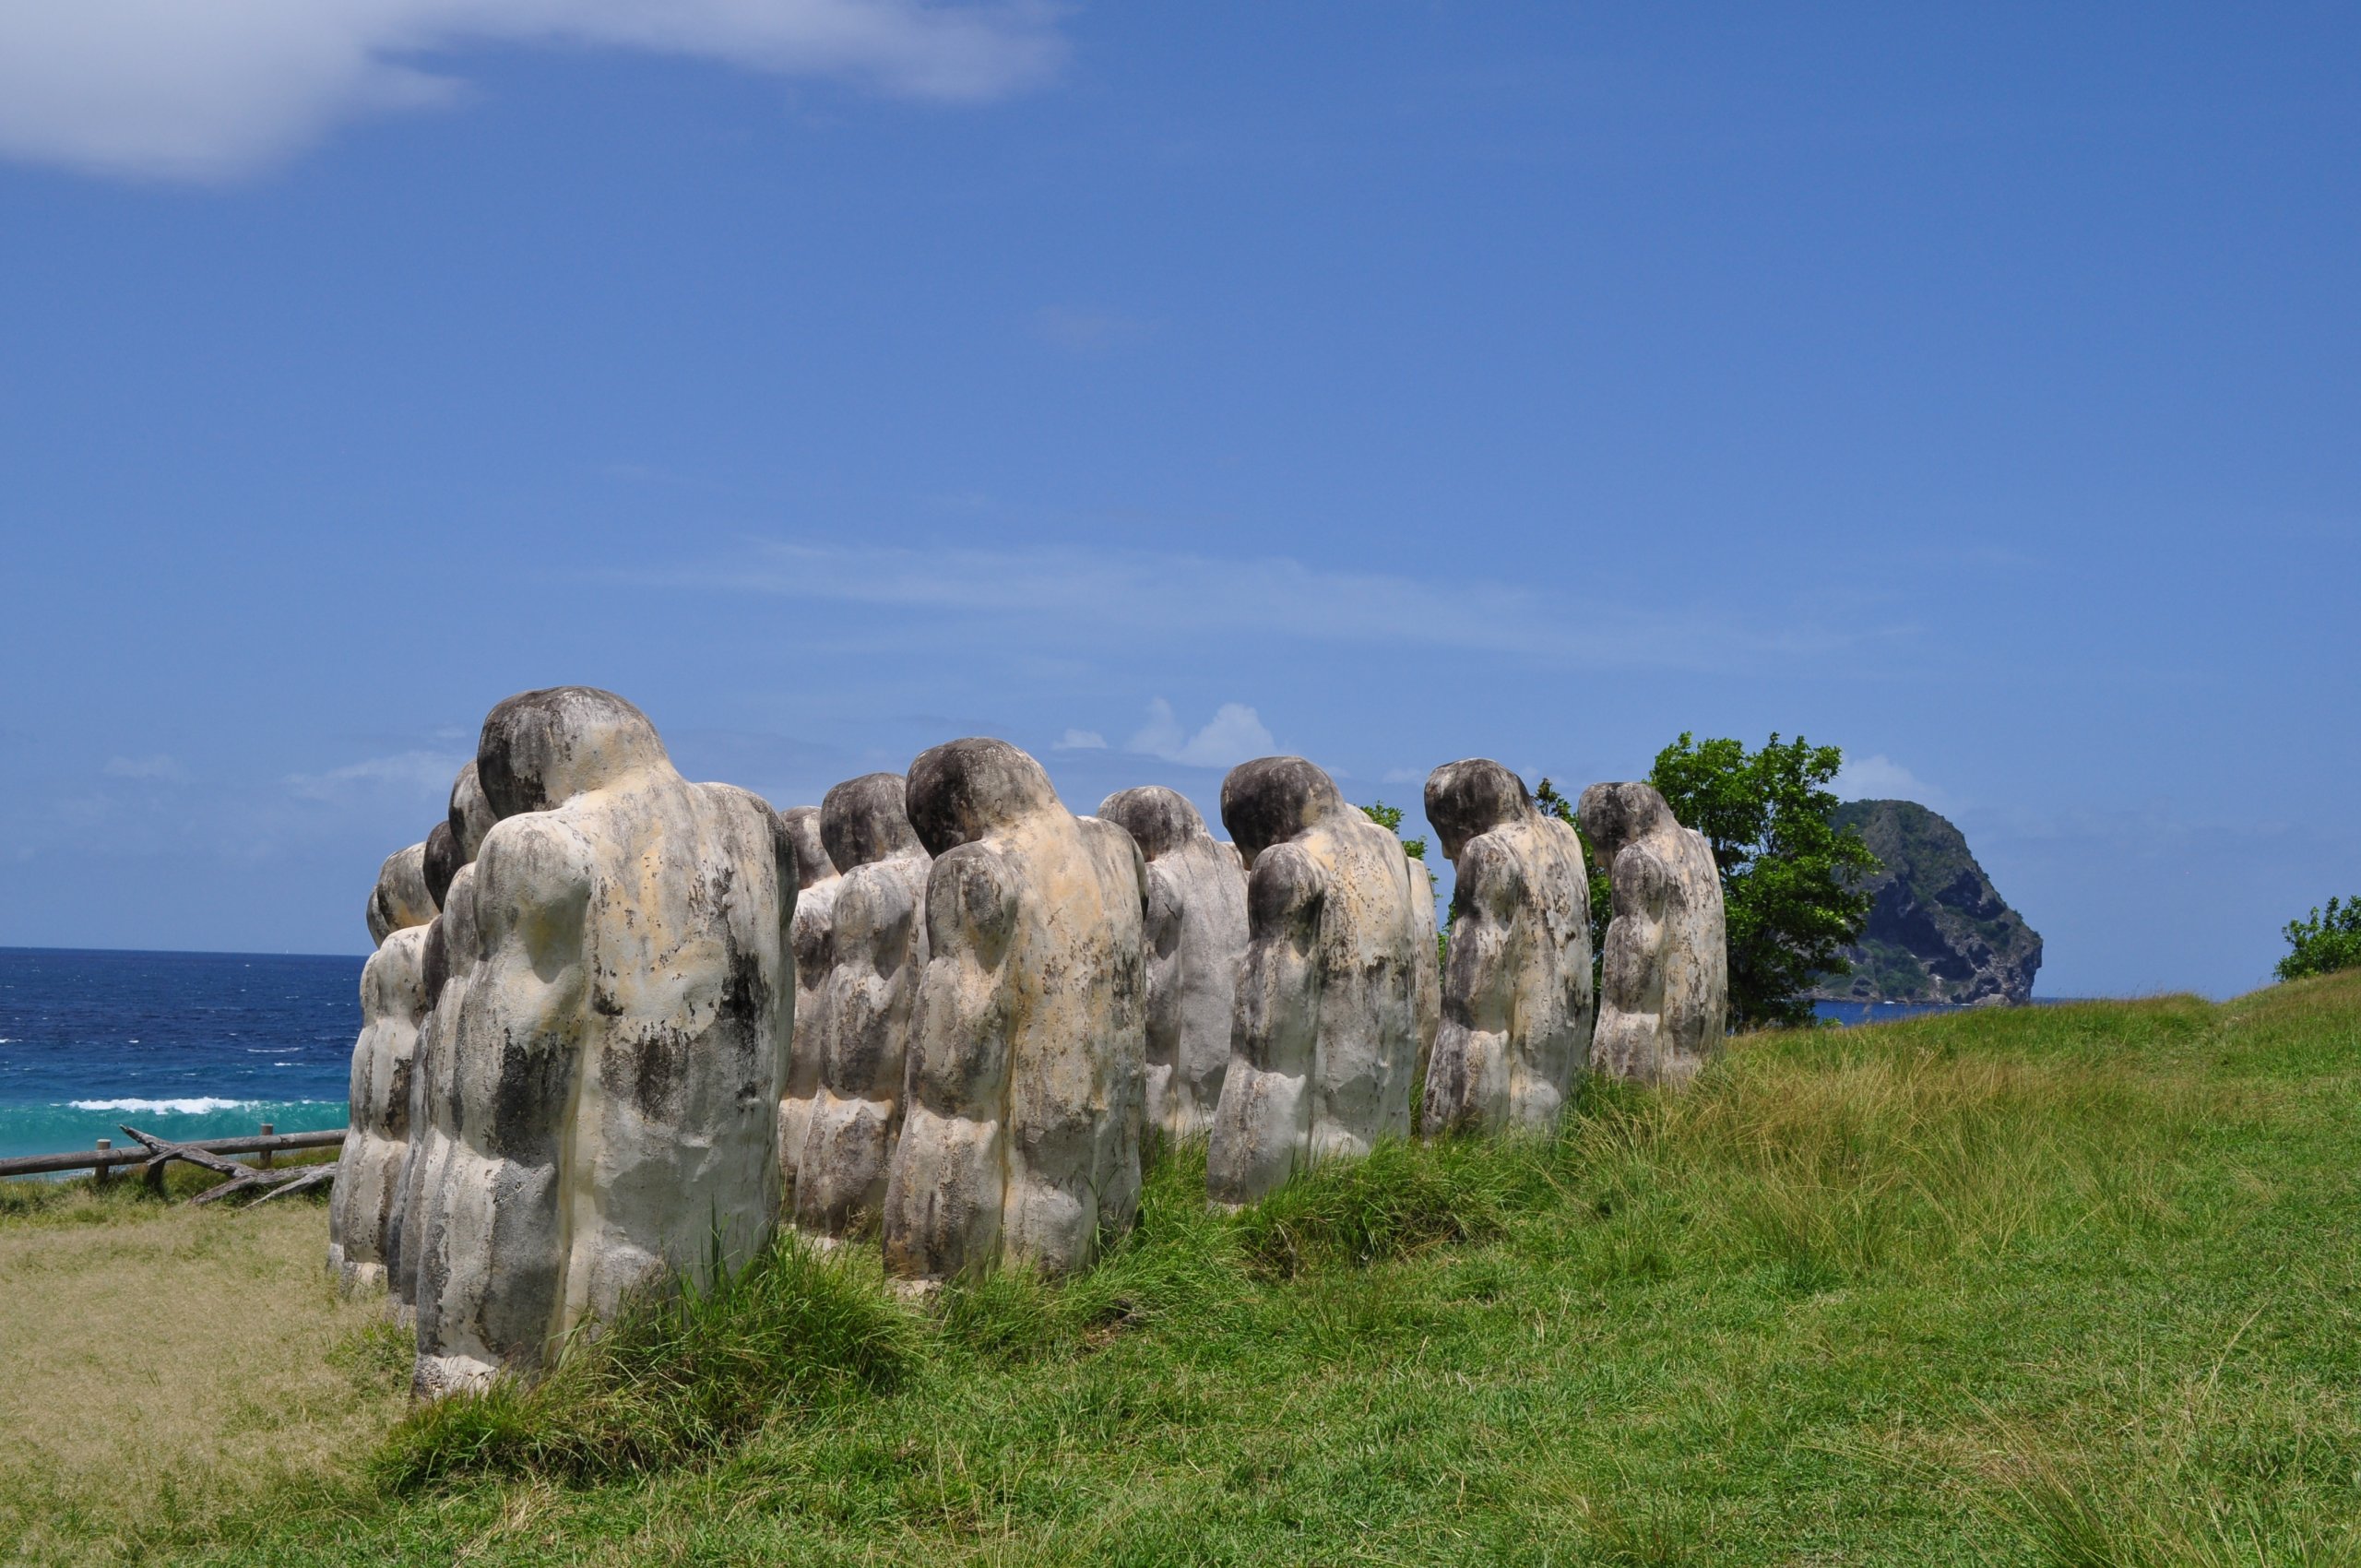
{"left": 1054, "top": 728, "right": 1107, "bottom": 751}
{"left": 655, "top": 538, "right": 1881, "bottom": 673}
{"left": 102, "top": 754, "right": 185, "bottom": 781}
{"left": 1125, "top": 699, "right": 1275, "bottom": 770}
{"left": 0, "top": 0, "right": 1065, "bottom": 181}
{"left": 285, "top": 748, "right": 467, "bottom": 802}
{"left": 1832, "top": 754, "right": 1952, "bottom": 811}
{"left": 1381, "top": 766, "right": 1422, "bottom": 784}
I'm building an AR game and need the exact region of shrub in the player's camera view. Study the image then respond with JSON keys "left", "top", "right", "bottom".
{"left": 2277, "top": 896, "right": 2361, "bottom": 982}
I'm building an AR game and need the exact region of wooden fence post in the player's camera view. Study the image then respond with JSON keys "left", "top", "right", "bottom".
{"left": 257, "top": 1123, "right": 275, "bottom": 1170}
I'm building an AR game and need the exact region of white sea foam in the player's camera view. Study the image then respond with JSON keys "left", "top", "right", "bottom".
{"left": 68, "top": 1097, "right": 253, "bottom": 1115}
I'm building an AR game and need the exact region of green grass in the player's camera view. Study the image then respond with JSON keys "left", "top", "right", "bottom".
{"left": 14, "top": 977, "right": 2361, "bottom": 1566}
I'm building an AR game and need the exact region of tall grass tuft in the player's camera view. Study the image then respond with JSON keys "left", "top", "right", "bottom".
{"left": 374, "top": 1230, "right": 921, "bottom": 1489}
{"left": 1233, "top": 1132, "right": 1555, "bottom": 1277}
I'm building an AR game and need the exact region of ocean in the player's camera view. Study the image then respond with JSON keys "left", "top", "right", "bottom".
{"left": 0, "top": 947, "right": 360, "bottom": 1163}
{"left": 0, "top": 945, "right": 2016, "bottom": 1163}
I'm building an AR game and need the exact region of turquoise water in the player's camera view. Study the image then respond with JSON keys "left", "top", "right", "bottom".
{"left": 0, "top": 947, "right": 358, "bottom": 1162}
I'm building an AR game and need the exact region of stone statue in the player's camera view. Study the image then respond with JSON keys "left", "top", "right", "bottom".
{"left": 792, "top": 774, "right": 931, "bottom": 1240}
{"left": 1205, "top": 756, "right": 1434, "bottom": 1206}
{"left": 882, "top": 739, "right": 1145, "bottom": 1284}
{"left": 408, "top": 687, "right": 793, "bottom": 1396}
{"left": 364, "top": 842, "right": 435, "bottom": 946}
{"left": 1097, "top": 786, "right": 1250, "bottom": 1144}
{"left": 1419, "top": 760, "right": 1594, "bottom": 1136}
{"left": 1577, "top": 781, "right": 1727, "bottom": 1086}
{"left": 448, "top": 760, "right": 496, "bottom": 861}
{"left": 776, "top": 803, "right": 839, "bottom": 1216}
{"left": 386, "top": 764, "right": 492, "bottom": 1325}
{"left": 328, "top": 849, "right": 436, "bottom": 1294}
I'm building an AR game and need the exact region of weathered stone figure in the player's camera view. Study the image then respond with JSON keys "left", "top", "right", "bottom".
{"left": 447, "top": 760, "right": 496, "bottom": 861}
{"left": 364, "top": 842, "right": 436, "bottom": 946}
{"left": 1578, "top": 781, "right": 1727, "bottom": 1086}
{"left": 1419, "top": 760, "right": 1594, "bottom": 1136}
{"left": 1098, "top": 786, "right": 1250, "bottom": 1144}
{"left": 328, "top": 849, "right": 436, "bottom": 1293}
{"left": 409, "top": 687, "right": 793, "bottom": 1396}
{"left": 1205, "top": 756, "right": 1433, "bottom": 1206}
{"left": 791, "top": 774, "right": 932, "bottom": 1240}
{"left": 776, "top": 804, "right": 839, "bottom": 1214}
{"left": 882, "top": 739, "right": 1145, "bottom": 1284}
{"left": 386, "top": 764, "right": 492, "bottom": 1325}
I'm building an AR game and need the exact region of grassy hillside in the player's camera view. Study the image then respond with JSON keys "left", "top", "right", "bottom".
{"left": 6, "top": 977, "right": 2359, "bottom": 1566}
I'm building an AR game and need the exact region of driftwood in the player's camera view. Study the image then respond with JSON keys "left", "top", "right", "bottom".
{"left": 244, "top": 1164, "right": 338, "bottom": 1206}
{"left": 116, "top": 1125, "right": 337, "bottom": 1208}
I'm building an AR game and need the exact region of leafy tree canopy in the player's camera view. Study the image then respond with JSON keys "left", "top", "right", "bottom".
{"left": 1647, "top": 732, "right": 1877, "bottom": 1030}
{"left": 2278, "top": 897, "right": 2361, "bottom": 982}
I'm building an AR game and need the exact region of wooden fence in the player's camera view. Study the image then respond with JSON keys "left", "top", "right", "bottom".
{"left": 0, "top": 1125, "right": 346, "bottom": 1206}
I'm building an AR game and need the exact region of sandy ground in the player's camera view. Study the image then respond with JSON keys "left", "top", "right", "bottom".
{"left": 0, "top": 1199, "right": 405, "bottom": 1562}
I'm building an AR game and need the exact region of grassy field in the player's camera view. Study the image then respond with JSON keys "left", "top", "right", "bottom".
{"left": 5, "top": 976, "right": 2358, "bottom": 1566}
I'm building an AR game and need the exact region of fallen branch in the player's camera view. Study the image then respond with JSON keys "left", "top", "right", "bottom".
{"left": 118, "top": 1124, "right": 338, "bottom": 1207}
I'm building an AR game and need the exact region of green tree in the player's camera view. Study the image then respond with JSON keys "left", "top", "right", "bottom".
{"left": 1646, "top": 732, "right": 1878, "bottom": 1030}
{"left": 2277, "top": 897, "right": 2361, "bottom": 981}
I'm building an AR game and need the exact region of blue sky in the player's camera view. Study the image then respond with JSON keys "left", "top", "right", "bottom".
{"left": 0, "top": 3, "right": 2354, "bottom": 997}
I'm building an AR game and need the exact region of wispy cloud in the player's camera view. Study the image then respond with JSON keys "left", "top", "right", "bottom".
{"left": 1832, "top": 753, "right": 1952, "bottom": 811}
{"left": 1054, "top": 729, "right": 1108, "bottom": 751}
{"left": 102, "top": 754, "right": 186, "bottom": 782}
{"left": 285, "top": 749, "right": 466, "bottom": 802}
{"left": 0, "top": 0, "right": 1065, "bottom": 181}
{"left": 644, "top": 538, "right": 1882, "bottom": 673}
{"left": 1126, "top": 699, "right": 1275, "bottom": 770}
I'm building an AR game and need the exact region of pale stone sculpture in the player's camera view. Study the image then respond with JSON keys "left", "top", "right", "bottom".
{"left": 409, "top": 687, "right": 793, "bottom": 1396}
{"left": 448, "top": 760, "right": 496, "bottom": 861}
{"left": 364, "top": 842, "right": 435, "bottom": 946}
{"left": 1419, "top": 760, "right": 1594, "bottom": 1136}
{"left": 776, "top": 804, "right": 839, "bottom": 1216}
{"left": 792, "top": 774, "right": 931, "bottom": 1240}
{"left": 1578, "top": 782, "right": 1728, "bottom": 1086}
{"left": 882, "top": 739, "right": 1145, "bottom": 1284}
{"left": 328, "top": 852, "right": 435, "bottom": 1293}
{"left": 1097, "top": 786, "right": 1250, "bottom": 1144}
{"left": 1205, "top": 757, "right": 1433, "bottom": 1206}
{"left": 387, "top": 764, "right": 492, "bottom": 1324}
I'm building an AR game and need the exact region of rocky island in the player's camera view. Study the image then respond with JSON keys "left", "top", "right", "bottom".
{"left": 1812, "top": 799, "right": 2042, "bottom": 1005}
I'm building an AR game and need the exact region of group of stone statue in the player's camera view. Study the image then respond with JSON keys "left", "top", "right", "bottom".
{"left": 327, "top": 686, "right": 1726, "bottom": 1397}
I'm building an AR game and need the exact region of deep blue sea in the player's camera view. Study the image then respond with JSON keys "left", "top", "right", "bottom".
{"left": 0, "top": 947, "right": 360, "bottom": 1162}
{"left": 0, "top": 946, "right": 2022, "bottom": 1163}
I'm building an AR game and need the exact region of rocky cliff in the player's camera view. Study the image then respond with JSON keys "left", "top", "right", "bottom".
{"left": 1812, "top": 800, "right": 2041, "bottom": 1005}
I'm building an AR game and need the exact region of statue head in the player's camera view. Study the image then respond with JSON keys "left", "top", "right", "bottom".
{"left": 447, "top": 761, "right": 497, "bottom": 861}
{"left": 1576, "top": 781, "right": 1674, "bottom": 868}
{"left": 1424, "top": 759, "right": 1533, "bottom": 863}
{"left": 905, "top": 738, "right": 1059, "bottom": 857}
{"left": 821, "top": 772, "right": 923, "bottom": 871}
{"left": 1097, "top": 786, "right": 1209, "bottom": 861}
{"left": 365, "top": 841, "right": 436, "bottom": 946}
{"left": 476, "top": 687, "right": 669, "bottom": 820}
{"left": 1219, "top": 756, "right": 1347, "bottom": 859}
{"left": 777, "top": 806, "right": 836, "bottom": 890}
{"left": 422, "top": 821, "right": 463, "bottom": 909}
